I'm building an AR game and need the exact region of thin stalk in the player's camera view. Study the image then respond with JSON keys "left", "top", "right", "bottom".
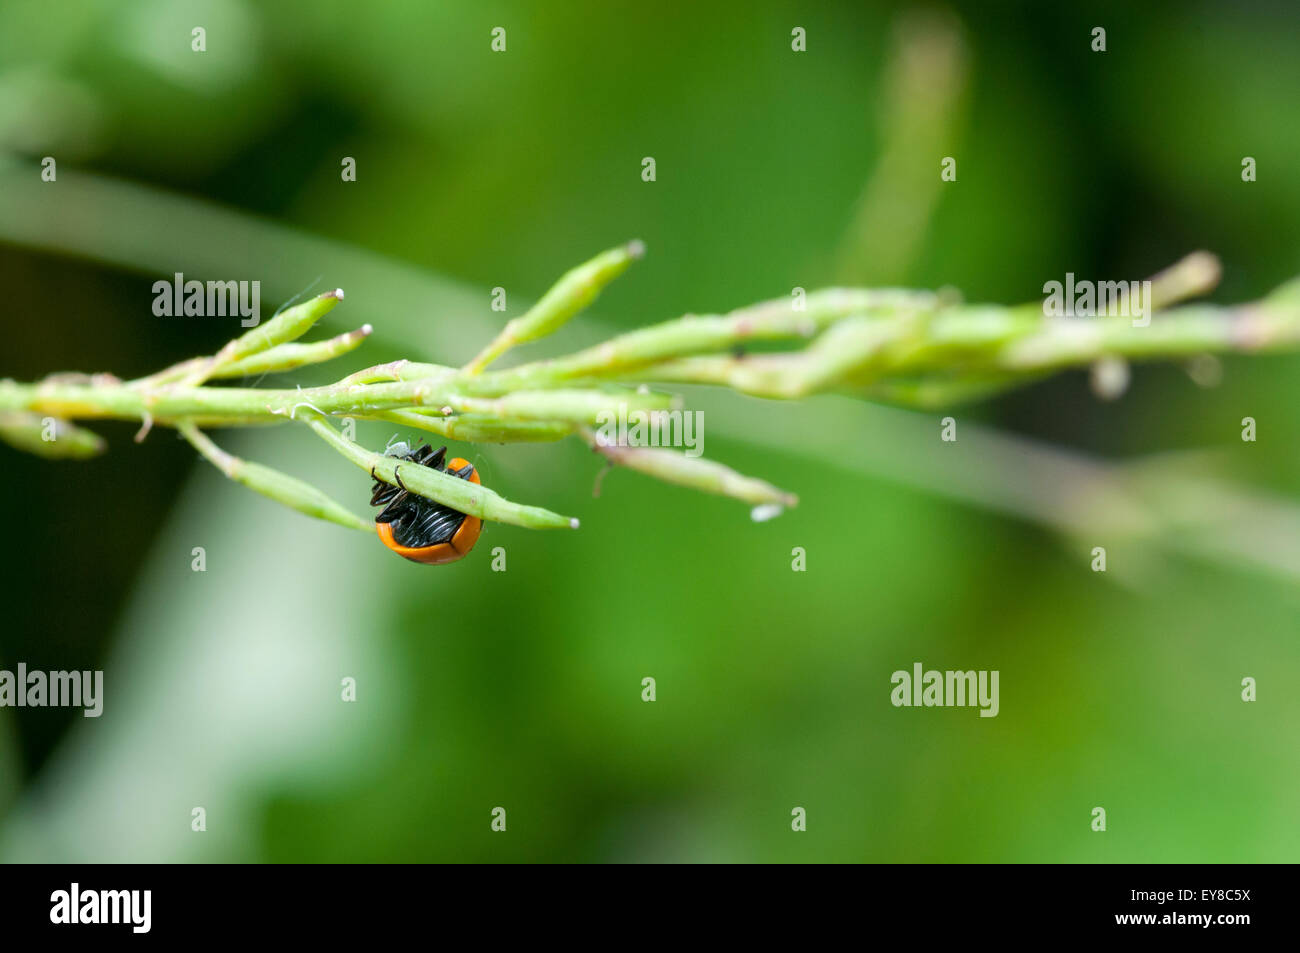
{"left": 167, "top": 289, "right": 345, "bottom": 387}
{"left": 477, "top": 289, "right": 939, "bottom": 391}
{"left": 302, "top": 411, "right": 578, "bottom": 530}
{"left": 464, "top": 240, "right": 645, "bottom": 373}
{"left": 0, "top": 411, "right": 106, "bottom": 458}
{"left": 583, "top": 428, "right": 798, "bottom": 508}
{"left": 177, "top": 421, "right": 371, "bottom": 531}
{"left": 208, "top": 325, "right": 373, "bottom": 378}
{"left": 624, "top": 315, "right": 918, "bottom": 398}
{"left": 367, "top": 410, "right": 572, "bottom": 444}
{"left": 0, "top": 378, "right": 670, "bottom": 427}
{"left": 141, "top": 325, "right": 373, "bottom": 386}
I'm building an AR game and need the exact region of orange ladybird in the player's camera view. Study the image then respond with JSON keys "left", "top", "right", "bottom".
{"left": 369, "top": 442, "right": 481, "bottom": 565}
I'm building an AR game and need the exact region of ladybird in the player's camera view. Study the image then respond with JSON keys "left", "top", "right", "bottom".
{"left": 369, "top": 442, "right": 482, "bottom": 564}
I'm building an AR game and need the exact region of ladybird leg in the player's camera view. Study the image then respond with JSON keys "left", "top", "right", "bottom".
{"left": 370, "top": 464, "right": 399, "bottom": 506}
{"left": 394, "top": 466, "right": 408, "bottom": 491}
{"left": 377, "top": 494, "right": 416, "bottom": 529}
{"left": 377, "top": 487, "right": 410, "bottom": 508}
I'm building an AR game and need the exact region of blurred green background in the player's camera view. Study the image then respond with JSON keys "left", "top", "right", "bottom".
{"left": 1, "top": 0, "right": 1298, "bottom": 862}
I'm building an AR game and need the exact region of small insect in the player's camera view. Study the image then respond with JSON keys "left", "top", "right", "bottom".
{"left": 369, "top": 441, "right": 482, "bottom": 564}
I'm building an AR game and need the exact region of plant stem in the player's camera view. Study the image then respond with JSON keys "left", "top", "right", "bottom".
{"left": 464, "top": 240, "right": 645, "bottom": 373}
{"left": 302, "top": 411, "right": 578, "bottom": 530}
{"left": 177, "top": 421, "right": 372, "bottom": 531}
{"left": 7, "top": 244, "right": 1300, "bottom": 536}
{"left": 584, "top": 429, "right": 797, "bottom": 508}
{"left": 0, "top": 378, "right": 668, "bottom": 428}
{"left": 0, "top": 411, "right": 106, "bottom": 458}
